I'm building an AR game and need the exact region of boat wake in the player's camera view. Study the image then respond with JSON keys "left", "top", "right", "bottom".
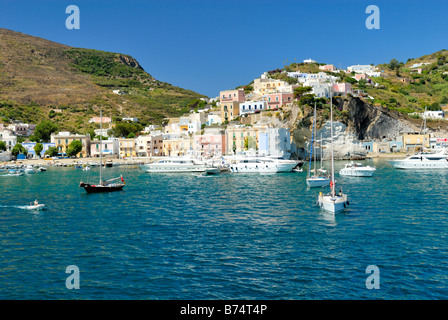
{"left": 0, "top": 204, "right": 46, "bottom": 211}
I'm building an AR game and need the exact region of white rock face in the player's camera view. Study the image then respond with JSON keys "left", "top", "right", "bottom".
{"left": 315, "top": 121, "right": 366, "bottom": 160}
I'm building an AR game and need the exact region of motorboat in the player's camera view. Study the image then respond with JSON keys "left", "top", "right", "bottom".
{"left": 24, "top": 165, "right": 36, "bottom": 174}
{"left": 26, "top": 203, "right": 45, "bottom": 210}
{"left": 389, "top": 152, "right": 448, "bottom": 170}
{"left": 224, "top": 156, "right": 299, "bottom": 173}
{"left": 141, "top": 157, "right": 217, "bottom": 173}
{"left": 339, "top": 161, "right": 376, "bottom": 177}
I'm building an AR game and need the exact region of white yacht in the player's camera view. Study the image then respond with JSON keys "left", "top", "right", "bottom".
{"left": 339, "top": 161, "right": 376, "bottom": 177}
{"left": 141, "top": 157, "right": 219, "bottom": 173}
{"left": 225, "top": 156, "right": 299, "bottom": 173}
{"left": 390, "top": 153, "right": 448, "bottom": 170}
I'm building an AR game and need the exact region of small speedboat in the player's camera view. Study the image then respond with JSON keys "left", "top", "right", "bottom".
{"left": 26, "top": 203, "right": 45, "bottom": 210}
{"left": 339, "top": 161, "right": 376, "bottom": 177}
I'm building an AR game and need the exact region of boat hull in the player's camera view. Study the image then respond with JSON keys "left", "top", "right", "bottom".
{"left": 391, "top": 160, "right": 448, "bottom": 169}
{"left": 26, "top": 204, "right": 45, "bottom": 210}
{"left": 318, "top": 193, "right": 349, "bottom": 214}
{"left": 143, "top": 165, "right": 212, "bottom": 173}
{"left": 306, "top": 177, "right": 331, "bottom": 188}
{"left": 339, "top": 169, "right": 375, "bottom": 177}
{"left": 80, "top": 182, "right": 124, "bottom": 193}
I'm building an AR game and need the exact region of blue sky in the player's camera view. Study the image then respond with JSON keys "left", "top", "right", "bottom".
{"left": 1, "top": 0, "right": 447, "bottom": 97}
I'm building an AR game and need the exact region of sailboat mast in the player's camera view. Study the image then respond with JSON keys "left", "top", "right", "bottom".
{"left": 308, "top": 104, "right": 316, "bottom": 179}
{"left": 330, "top": 87, "right": 335, "bottom": 197}
{"left": 100, "top": 109, "right": 103, "bottom": 183}
{"left": 320, "top": 132, "right": 323, "bottom": 170}
{"left": 313, "top": 103, "right": 317, "bottom": 174}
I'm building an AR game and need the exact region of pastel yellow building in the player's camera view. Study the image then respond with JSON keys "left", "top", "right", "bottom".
{"left": 225, "top": 124, "right": 268, "bottom": 154}
{"left": 253, "top": 78, "right": 288, "bottom": 95}
{"left": 402, "top": 133, "right": 430, "bottom": 152}
{"left": 50, "top": 132, "right": 91, "bottom": 157}
{"left": 118, "top": 138, "right": 136, "bottom": 158}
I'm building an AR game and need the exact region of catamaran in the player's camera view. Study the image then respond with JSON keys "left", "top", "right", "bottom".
{"left": 317, "top": 87, "right": 349, "bottom": 214}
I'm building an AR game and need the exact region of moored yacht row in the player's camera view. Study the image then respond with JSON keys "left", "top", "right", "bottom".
{"left": 139, "top": 155, "right": 302, "bottom": 174}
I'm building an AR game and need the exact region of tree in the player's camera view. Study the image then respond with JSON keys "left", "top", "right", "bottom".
{"left": 388, "top": 59, "right": 400, "bottom": 70}
{"left": 34, "top": 120, "right": 59, "bottom": 142}
{"left": 34, "top": 143, "right": 43, "bottom": 158}
{"left": 45, "top": 147, "right": 59, "bottom": 157}
{"left": 66, "top": 140, "right": 83, "bottom": 157}
{"left": 109, "top": 122, "right": 142, "bottom": 138}
{"left": 0, "top": 141, "right": 6, "bottom": 152}
{"left": 293, "top": 86, "right": 313, "bottom": 100}
{"left": 11, "top": 143, "right": 27, "bottom": 157}
{"left": 298, "top": 94, "right": 316, "bottom": 107}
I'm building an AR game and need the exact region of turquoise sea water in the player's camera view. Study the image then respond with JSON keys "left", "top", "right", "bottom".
{"left": 0, "top": 159, "right": 447, "bottom": 300}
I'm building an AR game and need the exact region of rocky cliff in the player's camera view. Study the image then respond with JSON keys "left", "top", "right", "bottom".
{"left": 285, "top": 96, "right": 421, "bottom": 159}
{"left": 333, "top": 96, "right": 418, "bottom": 140}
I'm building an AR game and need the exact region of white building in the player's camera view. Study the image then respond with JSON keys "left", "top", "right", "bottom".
{"left": 347, "top": 64, "right": 379, "bottom": 76}
{"left": 206, "top": 112, "right": 222, "bottom": 126}
{"left": 258, "top": 127, "right": 292, "bottom": 158}
{"left": 303, "top": 58, "right": 317, "bottom": 64}
{"left": 303, "top": 80, "right": 332, "bottom": 98}
{"left": 0, "top": 129, "right": 17, "bottom": 152}
{"left": 188, "top": 121, "right": 202, "bottom": 134}
{"left": 287, "top": 71, "right": 338, "bottom": 84}
{"left": 239, "top": 101, "right": 268, "bottom": 116}
{"left": 94, "top": 128, "right": 109, "bottom": 138}
{"left": 422, "top": 111, "right": 444, "bottom": 119}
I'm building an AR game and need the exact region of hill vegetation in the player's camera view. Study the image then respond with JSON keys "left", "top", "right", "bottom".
{"left": 0, "top": 28, "right": 205, "bottom": 134}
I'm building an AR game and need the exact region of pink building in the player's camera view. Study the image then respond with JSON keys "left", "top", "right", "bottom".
{"left": 194, "top": 130, "right": 226, "bottom": 157}
{"left": 220, "top": 89, "right": 245, "bottom": 103}
{"left": 319, "top": 64, "right": 336, "bottom": 72}
{"left": 89, "top": 117, "right": 112, "bottom": 124}
{"left": 333, "top": 83, "right": 352, "bottom": 94}
{"left": 355, "top": 74, "right": 367, "bottom": 81}
{"left": 264, "top": 93, "right": 293, "bottom": 110}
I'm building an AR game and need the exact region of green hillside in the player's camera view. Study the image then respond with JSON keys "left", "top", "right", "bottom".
{"left": 0, "top": 28, "right": 205, "bottom": 133}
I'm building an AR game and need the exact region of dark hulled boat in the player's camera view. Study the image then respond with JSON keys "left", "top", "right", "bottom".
{"left": 80, "top": 176, "right": 125, "bottom": 193}
{"left": 80, "top": 109, "right": 126, "bottom": 193}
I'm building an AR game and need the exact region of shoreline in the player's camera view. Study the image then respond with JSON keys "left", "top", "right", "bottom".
{"left": 2, "top": 152, "right": 408, "bottom": 166}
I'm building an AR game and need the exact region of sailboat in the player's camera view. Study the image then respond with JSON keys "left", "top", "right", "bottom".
{"left": 79, "top": 110, "right": 125, "bottom": 193}
{"left": 306, "top": 103, "right": 330, "bottom": 188}
{"left": 317, "top": 87, "right": 349, "bottom": 214}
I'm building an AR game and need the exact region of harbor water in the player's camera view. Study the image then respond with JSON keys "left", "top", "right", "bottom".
{"left": 1, "top": 159, "right": 447, "bottom": 299}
